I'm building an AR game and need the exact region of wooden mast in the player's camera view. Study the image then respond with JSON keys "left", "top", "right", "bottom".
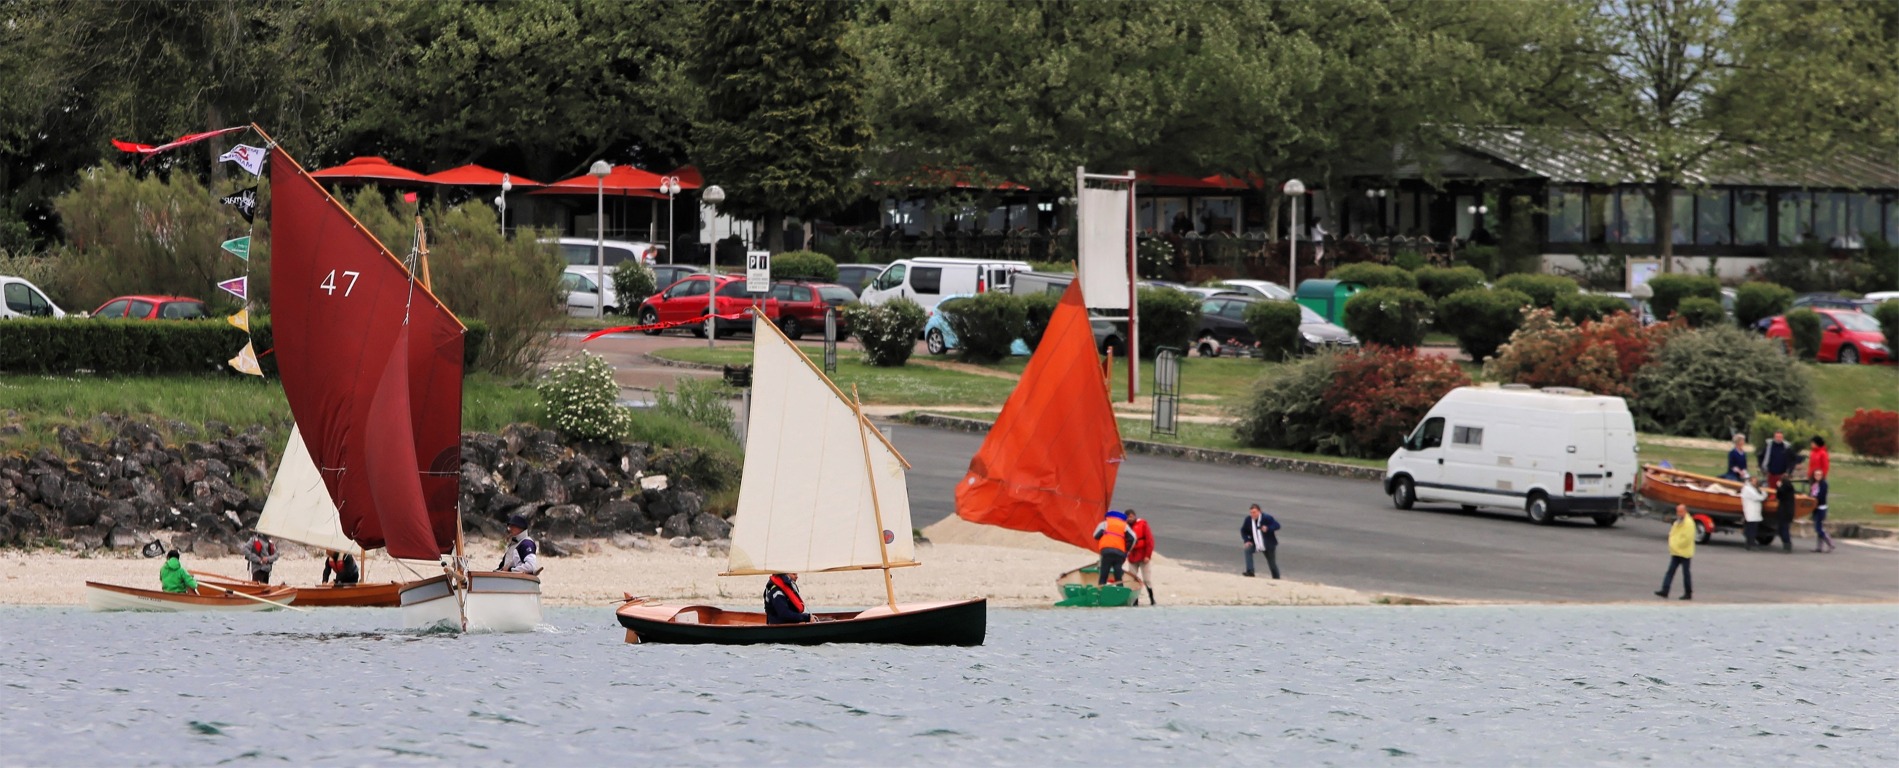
{"left": 852, "top": 383, "right": 899, "bottom": 612}
{"left": 413, "top": 214, "right": 466, "bottom": 632}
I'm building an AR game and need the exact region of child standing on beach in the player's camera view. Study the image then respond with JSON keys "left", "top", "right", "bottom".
{"left": 1655, "top": 504, "right": 1694, "bottom": 601}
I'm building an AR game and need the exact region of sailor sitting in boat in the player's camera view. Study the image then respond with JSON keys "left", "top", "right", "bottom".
{"left": 499, "top": 514, "right": 541, "bottom": 575}
{"left": 322, "top": 550, "right": 360, "bottom": 586}
{"left": 764, "top": 573, "right": 813, "bottom": 624}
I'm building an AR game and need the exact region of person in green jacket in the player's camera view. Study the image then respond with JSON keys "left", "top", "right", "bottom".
{"left": 159, "top": 550, "right": 199, "bottom": 594}
{"left": 1654, "top": 505, "right": 1695, "bottom": 601}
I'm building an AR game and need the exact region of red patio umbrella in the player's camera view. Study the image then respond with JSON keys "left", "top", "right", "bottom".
{"left": 1136, "top": 171, "right": 1248, "bottom": 190}
{"left": 530, "top": 164, "right": 668, "bottom": 199}
{"left": 422, "top": 164, "right": 542, "bottom": 188}
{"left": 660, "top": 165, "right": 703, "bottom": 190}
{"left": 309, "top": 156, "right": 430, "bottom": 184}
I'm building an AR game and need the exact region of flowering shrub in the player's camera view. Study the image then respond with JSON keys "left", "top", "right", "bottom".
{"left": 844, "top": 298, "right": 927, "bottom": 366}
{"left": 1842, "top": 408, "right": 1899, "bottom": 458}
{"left": 537, "top": 351, "right": 631, "bottom": 441}
{"left": 1484, "top": 309, "right": 1673, "bottom": 398}
{"left": 1322, "top": 346, "right": 1472, "bottom": 457}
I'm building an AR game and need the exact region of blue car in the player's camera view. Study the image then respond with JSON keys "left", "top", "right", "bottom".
{"left": 923, "top": 293, "right": 1032, "bottom": 356}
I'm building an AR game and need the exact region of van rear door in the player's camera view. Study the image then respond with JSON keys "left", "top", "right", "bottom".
{"left": 1567, "top": 411, "right": 1608, "bottom": 498}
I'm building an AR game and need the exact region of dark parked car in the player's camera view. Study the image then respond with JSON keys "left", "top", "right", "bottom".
{"left": 1791, "top": 292, "right": 1875, "bottom": 312}
{"left": 769, "top": 281, "right": 856, "bottom": 340}
{"left": 90, "top": 295, "right": 207, "bottom": 320}
{"left": 835, "top": 264, "right": 885, "bottom": 297}
{"left": 1194, "top": 295, "right": 1356, "bottom": 357}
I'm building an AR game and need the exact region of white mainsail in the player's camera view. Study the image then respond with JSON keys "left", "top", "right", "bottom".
{"left": 726, "top": 315, "right": 916, "bottom": 575}
{"left": 255, "top": 425, "right": 359, "bottom": 554}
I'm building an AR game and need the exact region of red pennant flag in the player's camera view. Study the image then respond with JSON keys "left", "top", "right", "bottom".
{"left": 111, "top": 127, "right": 247, "bottom": 161}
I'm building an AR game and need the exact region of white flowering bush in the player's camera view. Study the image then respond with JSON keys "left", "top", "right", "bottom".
{"left": 537, "top": 351, "right": 630, "bottom": 441}
{"left": 844, "top": 298, "right": 927, "bottom": 366}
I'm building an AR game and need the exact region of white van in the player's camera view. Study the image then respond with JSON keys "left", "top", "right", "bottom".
{"left": 858, "top": 258, "right": 1030, "bottom": 312}
{"left": 1, "top": 275, "right": 66, "bottom": 319}
{"left": 1384, "top": 385, "right": 1637, "bottom": 526}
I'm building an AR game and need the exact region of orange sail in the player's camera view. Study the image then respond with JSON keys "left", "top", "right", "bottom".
{"left": 955, "top": 280, "right": 1124, "bottom": 550}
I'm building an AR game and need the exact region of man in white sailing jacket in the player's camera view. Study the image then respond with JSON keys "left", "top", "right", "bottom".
{"left": 499, "top": 514, "right": 540, "bottom": 574}
{"left": 764, "top": 573, "right": 812, "bottom": 624}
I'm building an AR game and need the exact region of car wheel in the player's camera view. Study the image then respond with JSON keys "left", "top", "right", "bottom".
{"left": 782, "top": 317, "right": 803, "bottom": 340}
{"left": 925, "top": 328, "right": 948, "bottom": 355}
{"left": 1699, "top": 525, "right": 1715, "bottom": 545}
{"left": 1196, "top": 337, "right": 1219, "bottom": 358}
{"left": 1390, "top": 477, "right": 1415, "bottom": 510}
{"left": 1839, "top": 345, "right": 1859, "bottom": 365}
{"left": 1526, "top": 493, "right": 1554, "bottom": 525}
{"left": 640, "top": 308, "right": 662, "bottom": 336}
{"left": 690, "top": 316, "right": 708, "bottom": 338}
{"left": 1593, "top": 513, "right": 1619, "bottom": 527}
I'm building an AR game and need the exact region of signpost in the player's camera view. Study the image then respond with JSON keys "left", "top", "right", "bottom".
{"left": 746, "top": 250, "right": 772, "bottom": 294}
{"left": 824, "top": 308, "right": 839, "bottom": 375}
{"left": 1151, "top": 347, "right": 1180, "bottom": 437}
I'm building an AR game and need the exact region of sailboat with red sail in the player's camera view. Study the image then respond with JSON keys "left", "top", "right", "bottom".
{"left": 260, "top": 126, "right": 540, "bottom": 632}
{"left": 954, "top": 280, "right": 1137, "bottom": 606}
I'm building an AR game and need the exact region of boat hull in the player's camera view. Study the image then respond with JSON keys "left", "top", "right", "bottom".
{"left": 1639, "top": 465, "right": 1815, "bottom": 524}
{"left": 189, "top": 571, "right": 405, "bottom": 607}
{"left": 616, "top": 598, "right": 986, "bottom": 646}
{"left": 399, "top": 572, "right": 542, "bottom": 632}
{"left": 84, "top": 582, "right": 298, "bottom": 613}
{"left": 1055, "top": 561, "right": 1144, "bottom": 607}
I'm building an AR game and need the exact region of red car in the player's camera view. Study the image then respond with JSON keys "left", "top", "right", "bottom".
{"left": 90, "top": 295, "right": 207, "bottom": 320}
{"left": 769, "top": 281, "right": 856, "bottom": 340}
{"left": 637, "top": 275, "right": 780, "bottom": 338}
{"left": 1763, "top": 308, "right": 1891, "bottom": 364}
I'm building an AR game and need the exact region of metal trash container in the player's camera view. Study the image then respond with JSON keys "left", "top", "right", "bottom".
{"left": 1295, "top": 279, "right": 1364, "bottom": 326}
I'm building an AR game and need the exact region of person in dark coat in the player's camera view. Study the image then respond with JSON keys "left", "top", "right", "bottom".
{"left": 1758, "top": 431, "right": 1793, "bottom": 489}
{"left": 764, "top": 573, "right": 812, "bottom": 624}
{"left": 1722, "top": 433, "right": 1750, "bottom": 481}
{"left": 1774, "top": 477, "right": 1798, "bottom": 553}
{"left": 1240, "top": 504, "right": 1281, "bottom": 579}
{"left": 321, "top": 551, "right": 360, "bottom": 586}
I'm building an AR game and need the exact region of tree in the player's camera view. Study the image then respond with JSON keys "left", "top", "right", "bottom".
{"left": 691, "top": 0, "right": 867, "bottom": 253}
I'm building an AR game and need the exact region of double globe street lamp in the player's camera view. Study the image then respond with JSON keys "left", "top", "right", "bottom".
{"left": 702, "top": 185, "right": 726, "bottom": 347}
{"left": 591, "top": 161, "right": 612, "bottom": 318}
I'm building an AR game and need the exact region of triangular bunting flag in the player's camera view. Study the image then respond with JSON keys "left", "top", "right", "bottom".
{"left": 221, "top": 236, "right": 251, "bottom": 260}
{"left": 218, "top": 145, "right": 266, "bottom": 176}
{"left": 111, "top": 127, "right": 246, "bottom": 161}
{"left": 228, "top": 342, "right": 263, "bottom": 377}
{"left": 217, "top": 276, "right": 247, "bottom": 301}
{"left": 227, "top": 308, "right": 249, "bottom": 332}
{"left": 220, "top": 187, "right": 258, "bottom": 223}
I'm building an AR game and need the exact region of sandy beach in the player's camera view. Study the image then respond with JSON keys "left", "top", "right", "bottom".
{"left": 0, "top": 517, "right": 1375, "bottom": 608}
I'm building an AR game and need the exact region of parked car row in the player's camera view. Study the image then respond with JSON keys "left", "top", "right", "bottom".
{"left": 5, "top": 275, "right": 219, "bottom": 323}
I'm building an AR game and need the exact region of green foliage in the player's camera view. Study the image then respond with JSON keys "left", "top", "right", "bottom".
{"left": 612, "top": 261, "right": 658, "bottom": 315}
{"left": 1456, "top": 244, "right": 1501, "bottom": 278}
{"left": 1632, "top": 325, "right": 1815, "bottom": 438}
{"left": 1233, "top": 353, "right": 1349, "bottom": 455}
{"left": 844, "top": 298, "right": 927, "bottom": 366}
{"left": 1784, "top": 308, "right": 1823, "bottom": 360}
{"left": 535, "top": 351, "right": 630, "bottom": 442}
{"left": 1874, "top": 300, "right": 1899, "bottom": 357}
{"left": 1136, "top": 286, "right": 1200, "bottom": 357}
{"left": 1241, "top": 300, "right": 1303, "bottom": 361}
{"left": 1676, "top": 296, "right": 1726, "bottom": 328}
{"left": 48, "top": 165, "right": 244, "bottom": 313}
{"left": 771, "top": 250, "right": 839, "bottom": 282}
{"left": 941, "top": 292, "right": 1027, "bottom": 362}
{"left": 1328, "top": 263, "right": 1417, "bottom": 291}
{"left": 1645, "top": 273, "right": 1721, "bottom": 320}
{"left": 1341, "top": 287, "right": 1431, "bottom": 348}
{"left": 1747, "top": 412, "right": 1833, "bottom": 456}
{"left": 414, "top": 206, "right": 564, "bottom": 377}
{"left": 1019, "top": 291, "right": 1061, "bottom": 350}
{"left": 0, "top": 319, "right": 245, "bottom": 375}
{"left": 1552, "top": 292, "right": 1630, "bottom": 323}
{"left": 1435, "top": 288, "right": 1532, "bottom": 363}
{"left": 1414, "top": 266, "right": 1486, "bottom": 301}
{"left": 1493, "top": 273, "right": 1579, "bottom": 309}
{"left": 652, "top": 377, "right": 735, "bottom": 442}
{"left": 1393, "top": 250, "right": 1425, "bottom": 271}
{"left": 1733, "top": 281, "right": 1794, "bottom": 329}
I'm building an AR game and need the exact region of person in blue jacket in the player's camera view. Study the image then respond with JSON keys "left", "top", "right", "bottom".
{"left": 1722, "top": 433, "right": 1749, "bottom": 481}
{"left": 1240, "top": 504, "right": 1282, "bottom": 579}
{"left": 764, "top": 573, "right": 812, "bottom": 624}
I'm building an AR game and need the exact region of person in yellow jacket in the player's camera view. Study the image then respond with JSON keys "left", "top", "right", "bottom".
{"left": 1654, "top": 504, "right": 1695, "bottom": 600}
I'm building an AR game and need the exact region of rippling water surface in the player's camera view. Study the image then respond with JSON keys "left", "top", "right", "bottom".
{"left": 2, "top": 605, "right": 1895, "bottom": 765}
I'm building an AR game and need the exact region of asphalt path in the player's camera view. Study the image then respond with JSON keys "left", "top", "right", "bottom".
{"left": 887, "top": 425, "right": 1899, "bottom": 603}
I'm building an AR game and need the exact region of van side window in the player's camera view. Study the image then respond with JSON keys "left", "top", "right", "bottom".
{"left": 1452, "top": 426, "right": 1484, "bottom": 447}
{"left": 1413, "top": 417, "right": 1445, "bottom": 449}
{"left": 912, "top": 266, "right": 943, "bottom": 294}
{"left": 4, "top": 283, "right": 30, "bottom": 313}
{"left": 874, "top": 264, "right": 905, "bottom": 290}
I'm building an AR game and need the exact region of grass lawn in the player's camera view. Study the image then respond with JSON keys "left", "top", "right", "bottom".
{"left": 1635, "top": 437, "right": 1894, "bottom": 523}
{"left": 1805, "top": 363, "right": 1899, "bottom": 435}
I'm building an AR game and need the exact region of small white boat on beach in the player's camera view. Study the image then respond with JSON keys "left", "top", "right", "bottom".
{"left": 84, "top": 581, "right": 299, "bottom": 613}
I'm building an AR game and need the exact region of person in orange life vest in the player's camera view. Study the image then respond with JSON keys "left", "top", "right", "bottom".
{"left": 1091, "top": 510, "right": 1135, "bottom": 586}
{"left": 243, "top": 532, "right": 279, "bottom": 583}
{"left": 321, "top": 550, "right": 360, "bottom": 586}
{"left": 764, "top": 573, "right": 812, "bottom": 624}
{"left": 1125, "top": 509, "right": 1156, "bottom": 605}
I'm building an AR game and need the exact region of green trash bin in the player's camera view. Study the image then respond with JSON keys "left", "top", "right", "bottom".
{"left": 1295, "top": 279, "right": 1364, "bottom": 326}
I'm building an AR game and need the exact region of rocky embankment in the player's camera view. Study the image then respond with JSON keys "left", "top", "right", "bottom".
{"left": 0, "top": 417, "right": 732, "bottom": 556}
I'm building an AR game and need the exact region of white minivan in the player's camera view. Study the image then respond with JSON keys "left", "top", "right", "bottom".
{"left": 1384, "top": 385, "right": 1637, "bottom": 526}
{"left": 1, "top": 275, "right": 66, "bottom": 319}
{"left": 858, "top": 257, "right": 1031, "bottom": 312}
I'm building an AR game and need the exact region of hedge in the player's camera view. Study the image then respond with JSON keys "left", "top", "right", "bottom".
{"left": 771, "top": 250, "right": 839, "bottom": 282}
{"left": 1676, "top": 296, "right": 1726, "bottom": 328}
{"left": 1020, "top": 291, "right": 1061, "bottom": 350}
{"left": 844, "top": 299, "right": 927, "bottom": 367}
{"left": 1784, "top": 308, "right": 1822, "bottom": 360}
{"left": 1414, "top": 266, "right": 1487, "bottom": 301}
{"left": 1874, "top": 300, "right": 1899, "bottom": 357}
{"left": 1241, "top": 299, "right": 1303, "bottom": 361}
{"left": 1436, "top": 288, "right": 1532, "bottom": 363}
{"left": 0, "top": 317, "right": 487, "bottom": 376}
{"left": 1493, "top": 273, "right": 1579, "bottom": 309}
{"left": 1645, "top": 273, "right": 1720, "bottom": 320}
{"left": 1136, "top": 286, "right": 1201, "bottom": 357}
{"left": 1733, "top": 281, "right": 1794, "bottom": 330}
{"left": 1342, "top": 287, "right": 1432, "bottom": 348}
{"left": 1552, "top": 292, "right": 1630, "bottom": 323}
{"left": 941, "top": 292, "right": 1027, "bottom": 362}
{"left": 1328, "top": 263, "right": 1417, "bottom": 291}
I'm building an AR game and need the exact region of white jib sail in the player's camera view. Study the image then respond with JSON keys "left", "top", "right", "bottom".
{"left": 255, "top": 425, "right": 359, "bottom": 554}
{"left": 727, "top": 315, "right": 916, "bottom": 574}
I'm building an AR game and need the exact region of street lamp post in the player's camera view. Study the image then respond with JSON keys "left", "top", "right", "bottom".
{"left": 660, "top": 176, "right": 680, "bottom": 266}
{"left": 702, "top": 185, "right": 726, "bottom": 348}
{"left": 497, "top": 174, "right": 513, "bottom": 236}
{"left": 590, "top": 161, "right": 611, "bottom": 318}
{"left": 1283, "top": 179, "right": 1306, "bottom": 289}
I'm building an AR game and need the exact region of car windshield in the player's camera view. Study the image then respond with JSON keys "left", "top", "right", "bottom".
{"left": 1834, "top": 312, "right": 1879, "bottom": 332}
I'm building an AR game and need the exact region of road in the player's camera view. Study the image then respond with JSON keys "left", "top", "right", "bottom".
{"left": 887, "top": 425, "right": 1899, "bottom": 603}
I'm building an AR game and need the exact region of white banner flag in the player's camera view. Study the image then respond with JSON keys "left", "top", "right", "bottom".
{"left": 1078, "top": 182, "right": 1132, "bottom": 310}
{"left": 218, "top": 145, "right": 266, "bottom": 176}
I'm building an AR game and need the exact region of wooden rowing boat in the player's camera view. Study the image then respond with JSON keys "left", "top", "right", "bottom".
{"left": 84, "top": 581, "right": 299, "bottom": 612}
{"left": 1638, "top": 465, "right": 1814, "bottom": 522}
{"left": 1054, "top": 561, "right": 1145, "bottom": 607}
{"left": 190, "top": 570, "right": 406, "bottom": 607}
{"left": 617, "top": 598, "right": 987, "bottom": 646}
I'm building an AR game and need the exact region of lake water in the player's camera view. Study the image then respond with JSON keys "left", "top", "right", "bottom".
{"left": 3, "top": 605, "right": 1895, "bottom": 766}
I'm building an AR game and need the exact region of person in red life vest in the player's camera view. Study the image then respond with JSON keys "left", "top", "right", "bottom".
{"left": 243, "top": 532, "right": 279, "bottom": 584}
{"left": 1091, "top": 510, "right": 1135, "bottom": 586}
{"left": 1125, "top": 509, "right": 1156, "bottom": 605}
{"left": 764, "top": 572, "right": 811, "bottom": 624}
{"left": 1808, "top": 436, "right": 1833, "bottom": 553}
{"left": 321, "top": 550, "right": 360, "bottom": 586}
